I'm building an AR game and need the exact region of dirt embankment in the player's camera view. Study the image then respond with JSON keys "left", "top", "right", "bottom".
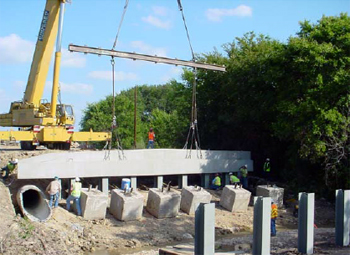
{"left": 0, "top": 145, "right": 345, "bottom": 255}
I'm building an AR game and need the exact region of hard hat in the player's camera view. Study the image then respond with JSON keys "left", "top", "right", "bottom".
{"left": 229, "top": 172, "right": 233, "bottom": 175}
{"left": 11, "top": 159, "right": 18, "bottom": 164}
{"left": 267, "top": 158, "right": 270, "bottom": 161}
{"left": 75, "top": 177, "right": 80, "bottom": 182}
{"left": 54, "top": 176, "right": 59, "bottom": 180}
{"left": 244, "top": 164, "right": 248, "bottom": 168}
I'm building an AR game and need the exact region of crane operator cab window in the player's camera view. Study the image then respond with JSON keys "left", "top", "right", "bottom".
{"left": 64, "top": 105, "right": 74, "bottom": 117}
{"left": 57, "top": 104, "right": 74, "bottom": 125}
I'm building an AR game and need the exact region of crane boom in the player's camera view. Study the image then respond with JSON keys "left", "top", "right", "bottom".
{"left": 24, "top": 0, "right": 63, "bottom": 107}
{"left": 0, "top": 0, "right": 111, "bottom": 150}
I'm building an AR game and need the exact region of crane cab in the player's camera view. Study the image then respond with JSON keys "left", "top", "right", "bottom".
{"left": 57, "top": 104, "right": 74, "bottom": 126}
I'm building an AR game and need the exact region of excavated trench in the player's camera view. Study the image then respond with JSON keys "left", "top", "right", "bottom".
{"left": 16, "top": 185, "right": 52, "bottom": 222}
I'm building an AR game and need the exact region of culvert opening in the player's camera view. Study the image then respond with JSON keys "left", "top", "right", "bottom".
{"left": 17, "top": 185, "right": 51, "bottom": 222}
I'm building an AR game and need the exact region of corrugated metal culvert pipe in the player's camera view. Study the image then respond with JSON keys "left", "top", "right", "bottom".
{"left": 16, "top": 185, "right": 52, "bottom": 222}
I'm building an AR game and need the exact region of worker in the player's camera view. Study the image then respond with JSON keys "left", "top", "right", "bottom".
{"left": 211, "top": 173, "right": 221, "bottom": 190}
{"left": 239, "top": 164, "right": 248, "bottom": 189}
{"left": 147, "top": 128, "right": 156, "bottom": 149}
{"left": 1, "top": 158, "right": 18, "bottom": 180}
{"left": 66, "top": 177, "right": 82, "bottom": 216}
{"left": 271, "top": 200, "right": 278, "bottom": 236}
{"left": 229, "top": 172, "right": 241, "bottom": 188}
{"left": 46, "top": 176, "right": 61, "bottom": 208}
{"left": 263, "top": 158, "right": 271, "bottom": 186}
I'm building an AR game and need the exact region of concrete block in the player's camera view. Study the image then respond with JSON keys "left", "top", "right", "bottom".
{"left": 146, "top": 188, "right": 181, "bottom": 218}
{"left": 80, "top": 188, "right": 108, "bottom": 220}
{"left": 219, "top": 186, "right": 251, "bottom": 212}
{"left": 180, "top": 186, "right": 212, "bottom": 215}
{"left": 109, "top": 189, "right": 144, "bottom": 221}
{"left": 256, "top": 185, "right": 284, "bottom": 208}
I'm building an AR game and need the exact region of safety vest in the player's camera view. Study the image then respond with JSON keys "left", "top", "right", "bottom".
{"left": 264, "top": 162, "right": 271, "bottom": 172}
{"left": 148, "top": 132, "right": 155, "bottom": 141}
{"left": 213, "top": 176, "right": 221, "bottom": 186}
{"left": 230, "top": 175, "right": 240, "bottom": 183}
{"left": 271, "top": 204, "right": 278, "bottom": 218}
{"left": 240, "top": 168, "right": 248, "bottom": 178}
{"left": 7, "top": 163, "right": 16, "bottom": 172}
{"left": 71, "top": 182, "right": 82, "bottom": 197}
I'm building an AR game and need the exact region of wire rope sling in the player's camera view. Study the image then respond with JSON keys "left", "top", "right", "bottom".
{"left": 177, "top": 0, "right": 202, "bottom": 159}
{"left": 104, "top": 0, "right": 130, "bottom": 161}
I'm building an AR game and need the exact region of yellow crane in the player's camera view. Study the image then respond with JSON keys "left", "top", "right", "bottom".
{"left": 0, "top": 0, "right": 110, "bottom": 150}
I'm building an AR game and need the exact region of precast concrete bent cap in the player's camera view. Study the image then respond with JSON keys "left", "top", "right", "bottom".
{"left": 16, "top": 185, "right": 52, "bottom": 222}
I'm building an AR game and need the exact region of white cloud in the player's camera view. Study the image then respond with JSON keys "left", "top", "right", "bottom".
{"left": 152, "top": 6, "right": 168, "bottom": 16}
{"left": 206, "top": 5, "right": 252, "bottom": 22}
{"left": 88, "top": 71, "right": 138, "bottom": 81}
{"left": 142, "top": 15, "right": 171, "bottom": 29}
{"left": 60, "top": 82, "right": 93, "bottom": 95}
{"left": 45, "top": 81, "right": 93, "bottom": 96}
{"left": 0, "top": 34, "right": 34, "bottom": 64}
{"left": 130, "top": 41, "right": 167, "bottom": 56}
{"left": 0, "top": 34, "right": 86, "bottom": 68}
{"left": 61, "top": 49, "right": 86, "bottom": 68}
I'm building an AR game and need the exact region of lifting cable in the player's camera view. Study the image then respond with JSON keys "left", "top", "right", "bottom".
{"left": 105, "top": 0, "right": 130, "bottom": 160}
{"left": 112, "top": 0, "right": 130, "bottom": 51}
{"left": 177, "top": 0, "right": 202, "bottom": 159}
{"left": 108, "top": 57, "right": 126, "bottom": 160}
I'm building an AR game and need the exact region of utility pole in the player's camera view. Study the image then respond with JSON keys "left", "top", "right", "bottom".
{"left": 134, "top": 85, "right": 137, "bottom": 149}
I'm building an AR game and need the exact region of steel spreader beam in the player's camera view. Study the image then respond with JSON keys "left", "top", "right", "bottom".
{"left": 68, "top": 44, "right": 226, "bottom": 72}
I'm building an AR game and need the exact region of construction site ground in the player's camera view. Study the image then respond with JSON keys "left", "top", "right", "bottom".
{"left": 0, "top": 144, "right": 349, "bottom": 255}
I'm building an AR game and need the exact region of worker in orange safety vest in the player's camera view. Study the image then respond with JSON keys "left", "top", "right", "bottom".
{"left": 147, "top": 128, "right": 156, "bottom": 149}
{"left": 271, "top": 200, "right": 278, "bottom": 236}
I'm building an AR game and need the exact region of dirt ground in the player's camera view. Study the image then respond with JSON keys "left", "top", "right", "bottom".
{"left": 0, "top": 144, "right": 348, "bottom": 255}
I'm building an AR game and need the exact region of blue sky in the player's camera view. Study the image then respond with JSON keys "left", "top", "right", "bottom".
{"left": 0, "top": 0, "right": 348, "bottom": 129}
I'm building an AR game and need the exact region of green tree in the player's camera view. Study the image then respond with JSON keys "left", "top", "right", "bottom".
{"left": 80, "top": 80, "right": 191, "bottom": 149}
{"left": 274, "top": 13, "right": 350, "bottom": 188}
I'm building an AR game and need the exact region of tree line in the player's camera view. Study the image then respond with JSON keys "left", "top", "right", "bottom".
{"left": 81, "top": 14, "right": 350, "bottom": 195}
